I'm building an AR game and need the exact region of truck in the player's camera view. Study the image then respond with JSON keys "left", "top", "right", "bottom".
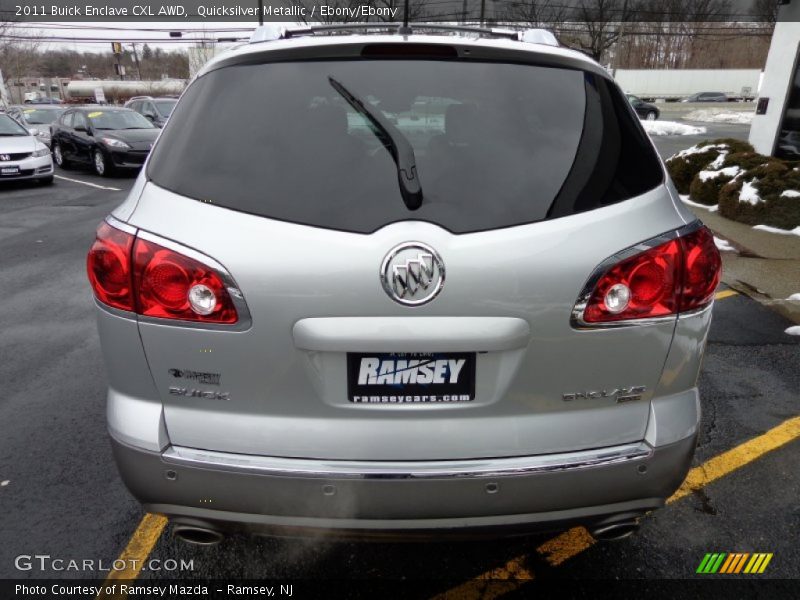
{"left": 613, "top": 69, "right": 763, "bottom": 102}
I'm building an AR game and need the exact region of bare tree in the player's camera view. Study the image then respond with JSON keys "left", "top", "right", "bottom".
{"left": 499, "top": 0, "right": 571, "bottom": 28}
{"left": 568, "top": 0, "right": 636, "bottom": 63}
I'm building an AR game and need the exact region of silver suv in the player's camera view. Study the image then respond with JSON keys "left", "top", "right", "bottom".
{"left": 88, "top": 25, "right": 721, "bottom": 543}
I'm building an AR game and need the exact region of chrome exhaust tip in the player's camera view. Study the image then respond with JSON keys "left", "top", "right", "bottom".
{"left": 173, "top": 525, "right": 225, "bottom": 546}
{"left": 590, "top": 520, "right": 640, "bottom": 541}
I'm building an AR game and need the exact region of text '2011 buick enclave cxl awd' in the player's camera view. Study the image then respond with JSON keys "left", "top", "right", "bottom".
{"left": 87, "top": 25, "right": 721, "bottom": 543}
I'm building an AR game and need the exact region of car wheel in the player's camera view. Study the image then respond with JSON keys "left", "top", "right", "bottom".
{"left": 646, "top": 111, "right": 657, "bottom": 121}
{"left": 93, "top": 149, "right": 113, "bottom": 177}
{"left": 39, "top": 175, "right": 54, "bottom": 185}
{"left": 53, "top": 144, "right": 69, "bottom": 168}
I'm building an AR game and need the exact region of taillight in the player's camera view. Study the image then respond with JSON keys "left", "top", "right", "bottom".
{"left": 87, "top": 221, "right": 239, "bottom": 324}
{"left": 133, "top": 238, "right": 238, "bottom": 324}
{"left": 87, "top": 222, "right": 134, "bottom": 311}
{"left": 576, "top": 225, "right": 721, "bottom": 326}
{"left": 678, "top": 227, "right": 722, "bottom": 311}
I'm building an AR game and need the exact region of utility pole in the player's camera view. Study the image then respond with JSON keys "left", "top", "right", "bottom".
{"left": 130, "top": 43, "right": 142, "bottom": 80}
{"left": 480, "top": 0, "right": 486, "bottom": 27}
{"left": 111, "top": 42, "right": 125, "bottom": 81}
{"left": 613, "top": 0, "right": 630, "bottom": 75}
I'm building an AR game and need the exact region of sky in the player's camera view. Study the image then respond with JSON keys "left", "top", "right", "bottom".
{"left": 7, "top": 22, "right": 261, "bottom": 53}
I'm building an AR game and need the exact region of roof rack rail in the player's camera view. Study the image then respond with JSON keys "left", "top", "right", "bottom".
{"left": 249, "top": 23, "right": 558, "bottom": 47}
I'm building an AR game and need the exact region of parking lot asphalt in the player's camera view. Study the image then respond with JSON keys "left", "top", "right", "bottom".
{"left": 1, "top": 153, "right": 798, "bottom": 595}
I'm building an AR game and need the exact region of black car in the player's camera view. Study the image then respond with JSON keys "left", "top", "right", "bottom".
{"left": 626, "top": 95, "right": 660, "bottom": 121}
{"left": 124, "top": 96, "right": 178, "bottom": 128}
{"left": 51, "top": 107, "right": 158, "bottom": 176}
{"left": 683, "top": 92, "right": 729, "bottom": 103}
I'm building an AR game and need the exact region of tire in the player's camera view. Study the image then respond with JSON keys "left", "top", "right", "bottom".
{"left": 93, "top": 149, "right": 114, "bottom": 177}
{"left": 39, "top": 175, "right": 54, "bottom": 185}
{"left": 53, "top": 143, "right": 69, "bottom": 168}
{"left": 646, "top": 111, "right": 657, "bottom": 121}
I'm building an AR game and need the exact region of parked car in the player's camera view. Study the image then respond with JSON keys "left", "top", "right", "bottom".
{"left": 682, "top": 92, "right": 729, "bottom": 103}
{"left": 88, "top": 25, "right": 721, "bottom": 543}
{"left": 24, "top": 97, "right": 63, "bottom": 104}
{"left": 6, "top": 104, "right": 67, "bottom": 149}
{"left": 124, "top": 96, "right": 178, "bottom": 128}
{"left": 51, "top": 107, "right": 158, "bottom": 176}
{"left": 626, "top": 94, "right": 660, "bottom": 120}
{"left": 0, "top": 113, "right": 54, "bottom": 184}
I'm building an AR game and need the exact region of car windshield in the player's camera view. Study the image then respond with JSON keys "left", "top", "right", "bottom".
{"left": 20, "top": 108, "right": 65, "bottom": 124}
{"left": 87, "top": 109, "right": 155, "bottom": 130}
{"left": 0, "top": 114, "right": 31, "bottom": 136}
{"left": 154, "top": 100, "right": 177, "bottom": 117}
{"left": 149, "top": 59, "right": 662, "bottom": 234}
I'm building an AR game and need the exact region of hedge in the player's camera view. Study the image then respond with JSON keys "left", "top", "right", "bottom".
{"left": 718, "top": 164, "right": 800, "bottom": 231}
{"left": 665, "top": 138, "right": 754, "bottom": 194}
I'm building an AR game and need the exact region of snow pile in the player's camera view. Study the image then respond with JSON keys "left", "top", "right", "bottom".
{"left": 787, "top": 293, "right": 800, "bottom": 301}
{"left": 753, "top": 224, "right": 800, "bottom": 236}
{"left": 684, "top": 109, "right": 755, "bottom": 124}
{"left": 643, "top": 120, "right": 706, "bottom": 136}
{"left": 698, "top": 166, "right": 740, "bottom": 181}
{"left": 781, "top": 189, "right": 800, "bottom": 198}
{"left": 785, "top": 326, "right": 800, "bottom": 336}
{"left": 738, "top": 179, "right": 763, "bottom": 205}
{"left": 713, "top": 236, "right": 737, "bottom": 252}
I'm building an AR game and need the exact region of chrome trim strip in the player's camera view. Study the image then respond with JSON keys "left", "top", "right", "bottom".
{"left": 105, "top": 214, "right": 138, "bottom": 236}
{"left": 571, "top": 220, "right": 704, "bottom": 330}
{"left": 163, "top": 442, "right": 653, "bottom": 480}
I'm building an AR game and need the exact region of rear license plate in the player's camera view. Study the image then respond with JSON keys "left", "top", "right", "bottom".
{"left": 347, "top": 352, "right": 476, "bottom": 404}
{"left": 1, "top": 167, "right": 20, "bottom": 175}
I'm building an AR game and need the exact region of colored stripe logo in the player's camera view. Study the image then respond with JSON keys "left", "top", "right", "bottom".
{"left": 697, "top": 553, "right": 773, "bottom": 574}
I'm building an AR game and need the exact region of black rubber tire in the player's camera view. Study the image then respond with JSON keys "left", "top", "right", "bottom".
{"left": 53, "top": 143, "right": 70, "bottom": 168}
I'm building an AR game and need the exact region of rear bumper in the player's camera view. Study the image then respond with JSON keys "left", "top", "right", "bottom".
{"left": 110, "top": 431, "right": 696, "bottom": 537}
{"left": 108, "top": 148, "right": 150, "bottom": 168}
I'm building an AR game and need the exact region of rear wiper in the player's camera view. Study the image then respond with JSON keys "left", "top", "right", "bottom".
{"left": 328, "top": 76, "right": 423, "bottom": 210}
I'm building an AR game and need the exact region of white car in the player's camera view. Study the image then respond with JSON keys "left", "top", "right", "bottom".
{"left": 0, "top": 113, "right": 54, "bottom": 185}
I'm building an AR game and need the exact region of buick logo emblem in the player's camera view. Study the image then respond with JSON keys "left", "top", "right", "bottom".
{"left": 381, "top": 242, "right": 445, "bottom": 306}
{"left": 0, "top": 154, "right": 10, "bottom": 162}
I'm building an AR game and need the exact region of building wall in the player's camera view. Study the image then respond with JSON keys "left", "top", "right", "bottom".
{"left": 749, "top": 7, "right": 800, "bottom": 155}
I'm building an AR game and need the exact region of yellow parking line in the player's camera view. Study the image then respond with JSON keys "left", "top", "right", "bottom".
{"left": 433, "top": 415, "right": 800, "bottom": 598}
{"left": 714, "top": 289, "right": 739, "bottom": 301}
{"left": 96, "top": 513, "right": 168, "bottom": 599}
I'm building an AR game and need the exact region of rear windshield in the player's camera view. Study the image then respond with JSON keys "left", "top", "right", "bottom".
{"left": 148, "top": 59, "right": 662, "bottom": 234}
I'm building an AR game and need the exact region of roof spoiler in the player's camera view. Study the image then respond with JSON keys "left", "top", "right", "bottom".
{"left": 249, "top": 24, "right": 558, "bottom": 47}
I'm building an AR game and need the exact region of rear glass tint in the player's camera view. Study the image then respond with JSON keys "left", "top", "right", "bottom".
{"left": 148, "top": 59, "right": 661, "bottom": 233}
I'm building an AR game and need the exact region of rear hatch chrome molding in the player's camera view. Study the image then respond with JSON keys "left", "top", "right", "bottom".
{"left": 163, "top": 442, "right": 653, "bottom": 480}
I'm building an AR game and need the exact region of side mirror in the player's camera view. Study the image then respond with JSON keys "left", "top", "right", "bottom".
{"left": 27, "top": 127, "right": 39, "bottom": 136}
{"left": 74, "top": 124, "right": 86, "bottom": 132}
{"left": 144, "top": 112, "right": 156, "bottom": 121}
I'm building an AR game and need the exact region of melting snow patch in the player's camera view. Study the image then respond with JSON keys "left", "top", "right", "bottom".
{"left": 753, "top": 224, "right": 800, "bottom": 236}
{"left": 781, "top": 189, "right": 800, "bottom": 198}
{"left": 787, "top": 293, "right": 800, "bottom": 301}
{"left": 785, "top": 326, "right": 800, "bottom": 336}
{"left": 739, "top": 179, "right": 762, "bottom": 205}
{"left": 675, "top": 143, "right": 724, "bottom": 158}
{"left": 0, "top": 480, "right": 9, "bottom": 487}
{"left": 680, "top": 195, "right": 718, "bottom": 211}
{"left": 714, "top": 237, "right": 736, "bottom": 252}
{"left": 684, "top": 109, "right": 755, "bottom": 124}
{"left": 644, "top": 120, "right": 706, "bottom": 136}
{"left": 698, "top": 166, "right": 740, "bottom": 181}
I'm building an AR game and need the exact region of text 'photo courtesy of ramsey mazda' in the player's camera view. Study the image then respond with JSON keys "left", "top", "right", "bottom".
{"left": 86, "top": 25, "right": 721, "bottom": 543}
